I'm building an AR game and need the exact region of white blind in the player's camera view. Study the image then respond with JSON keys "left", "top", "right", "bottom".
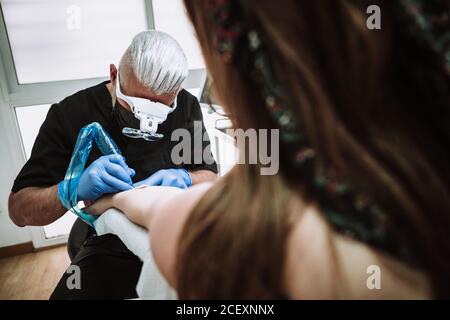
{"left": 2, "top": 0, "right": 148, "bottom": 84}
{"left": 152, "top": 0, "right": 205, "bottom": 70}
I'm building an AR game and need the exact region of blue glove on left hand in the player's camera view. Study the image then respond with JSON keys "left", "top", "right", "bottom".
{"left": 133, "top": 168, "right": 192, "bottom": 189}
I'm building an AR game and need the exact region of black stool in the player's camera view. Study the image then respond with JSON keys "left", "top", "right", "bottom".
{"left": 67, "top": 218, "right": 96, "bottom": 261}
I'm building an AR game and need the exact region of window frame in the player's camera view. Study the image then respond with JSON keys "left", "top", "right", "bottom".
{"left": 0, "top": 0, "right": 156, "bottom": 107}
{"left": 0, "top": 0, "right": 206, "bottom": 248}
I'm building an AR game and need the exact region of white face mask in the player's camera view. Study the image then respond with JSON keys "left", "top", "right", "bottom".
{"left": 115, "top": 72, "right": 177, "bottom": 141}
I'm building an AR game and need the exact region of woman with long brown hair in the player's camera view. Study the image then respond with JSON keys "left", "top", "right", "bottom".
{"left": 88, "top": 0, "right": 450, "bottom": 299}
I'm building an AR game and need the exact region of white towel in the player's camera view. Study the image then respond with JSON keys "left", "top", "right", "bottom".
{"left": 94, "top": 208, "right": 177, "bottom": 300}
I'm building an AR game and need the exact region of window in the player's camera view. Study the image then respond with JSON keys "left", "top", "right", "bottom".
{"left": 15, "top": 104, "right": 77, "bottom": 239}
{"left": 152, "top": 0, "right": 205, "bottom": 70}
{"left": 2, "top": 0, "right": 148, "bottom": 84}
{"left": 15, "top": 104, "right": 50, "bottom": 159}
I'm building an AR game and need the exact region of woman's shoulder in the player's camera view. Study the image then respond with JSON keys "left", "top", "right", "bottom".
{"left": 284, "top": 202, "right": 431, "bottom": 299}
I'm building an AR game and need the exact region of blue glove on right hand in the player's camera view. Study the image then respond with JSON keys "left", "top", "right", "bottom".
{"left": 76, "top": 154, "right": 135, "bottom": 202}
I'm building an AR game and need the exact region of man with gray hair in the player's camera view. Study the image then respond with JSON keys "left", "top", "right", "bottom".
{"left": 8, "top": 31, "right": 217, "bottom": 299}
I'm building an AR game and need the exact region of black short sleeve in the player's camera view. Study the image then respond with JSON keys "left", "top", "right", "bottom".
{"left": 183, "top": 96, "right": 218, "bottom": 174}
{"left": 11, "top": 103, "right": 71, "bottom": 192}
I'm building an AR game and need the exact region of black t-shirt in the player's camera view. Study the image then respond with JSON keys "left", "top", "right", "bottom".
{"left": 11, "top": 81, "right": 217, "bottom": 192}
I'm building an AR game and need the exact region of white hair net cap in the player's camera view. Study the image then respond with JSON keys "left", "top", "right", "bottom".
{"left": 122, "top": 30, "right": 188, "bottom": 95}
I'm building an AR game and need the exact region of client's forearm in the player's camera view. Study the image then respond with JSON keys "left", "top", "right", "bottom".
{"left": 111, "top": 186, "right": 184, "bottom": 229}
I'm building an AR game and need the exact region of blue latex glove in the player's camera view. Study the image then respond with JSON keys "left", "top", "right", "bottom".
{"left": 133, "top": 168, "right": 192, "bottom": 189}
{"left": 76, "top": 154, "right": 136, "bottom": 201}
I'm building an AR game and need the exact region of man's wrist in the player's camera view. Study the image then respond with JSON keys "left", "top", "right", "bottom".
{"left": 110, "top": 191, "right": 123, "bottom": 207}
{"left": 57, "top": 181, "right": 67, "bottom": 208}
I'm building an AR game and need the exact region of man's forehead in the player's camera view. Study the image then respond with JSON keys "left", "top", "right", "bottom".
{"left": 118, "top": 66, "right": 178, "bottom": 105}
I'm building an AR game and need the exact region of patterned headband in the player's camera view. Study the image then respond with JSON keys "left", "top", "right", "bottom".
{"left": 401, "top": 0, "right": 450, "bottom": 74}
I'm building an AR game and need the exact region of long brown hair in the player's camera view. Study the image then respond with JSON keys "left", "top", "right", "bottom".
{"left": 177, "top": 0, "right": 450, "bottom": 298}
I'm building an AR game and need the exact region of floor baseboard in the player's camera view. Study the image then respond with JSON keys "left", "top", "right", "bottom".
{"left": 0, "top": 242, "right": 34, "bottom": 259}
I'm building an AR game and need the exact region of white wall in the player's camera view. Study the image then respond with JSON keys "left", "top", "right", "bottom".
{"left": 0, "top": 82, "right": 33, "bottom": 247}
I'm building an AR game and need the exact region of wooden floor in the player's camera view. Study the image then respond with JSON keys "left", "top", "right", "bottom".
{"left": 0, "top": 246, "right": 70, "bottom": 300}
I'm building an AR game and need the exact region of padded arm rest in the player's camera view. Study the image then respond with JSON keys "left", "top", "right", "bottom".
{"left": 94, "top": 208, "right": 177, "bottom": 300}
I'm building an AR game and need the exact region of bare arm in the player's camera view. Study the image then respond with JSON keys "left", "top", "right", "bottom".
{"left": 87, "top": 184, "right": 207, "bottom": 230}
{"left": 189, "top": 169, "right": 217, "bottom": 185}
{"left": 100, "top": 186, "right": 185, "bottom": 229}
{"left": 8, "top": 186, "right": 66, "bottom": 227}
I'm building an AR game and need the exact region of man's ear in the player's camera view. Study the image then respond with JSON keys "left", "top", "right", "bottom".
{"left": 110, "top": 64, "right": 118, "bottom": 85}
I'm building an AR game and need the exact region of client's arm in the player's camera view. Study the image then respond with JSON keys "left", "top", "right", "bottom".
{"left": 87, "top": 186, "right": 183, "bottom": 229}
{"left": 86, "top": 183, "right": 213, "bottom": 286}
